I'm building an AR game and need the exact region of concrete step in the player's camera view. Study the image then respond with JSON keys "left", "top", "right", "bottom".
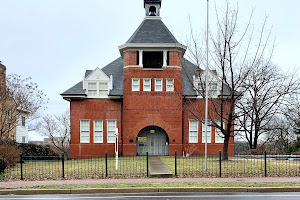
{"left": 149, "top": 157, "right": 173, "bottom": 178}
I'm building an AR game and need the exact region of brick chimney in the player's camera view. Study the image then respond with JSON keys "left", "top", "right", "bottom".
{"left": 0, "top": 61, "right": 6, "bottom": 89}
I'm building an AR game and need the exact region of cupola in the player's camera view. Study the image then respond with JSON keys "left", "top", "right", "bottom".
{"left": 144, "top": 0, "right": 161, "bottom": 17}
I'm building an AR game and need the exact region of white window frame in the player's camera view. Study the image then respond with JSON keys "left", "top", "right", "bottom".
{"left": 93, "top": 120, "right": 103, "bottom": 143}
{"left": 80, "top": 120, "right": 90, "bottom": 143}
{"left": 189, "top": 120, "right": 198, "bottom": 143}
{"left": 21, "top": 116, "right": 26, "bottom": 127}
{"left": 99, "top": 82, "right": 108, "bottom": 97}
{"left": 107, "top": 120, "right": 117, "bottom": 143}
{"left": 143, "top": 78, "right": 151, "bottom": 91}
{"left": 166, "top": 79, "right": 174, "bottom": 92}
{"left": 202, "top": 123, "right": 211, "bottom": 143}
{"left": 155, "top": 79, "right": 163, "bottom": 91}
{"left": 215, "top": 120, "right": 224, "bottom": 143}
{"left": 209, "top": 82, "right": 218, "bottom": 97}
{"left": 87, "top": 82, "right": 97, "bottom": 96}
{"left": 132, "top": 79, "right": 140, "bottom": 91}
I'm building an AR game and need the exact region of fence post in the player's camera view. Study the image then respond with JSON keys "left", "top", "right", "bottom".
{"left": 62, "top": 152, "right": 65, "bottom": 179}
{"left": 105, "top": 152, "right": 108, "bottom": 178}
{"left": 219, "top": 150, "right": 222, "bottom": 177}
{"left": 264, "top": 150, "right": 267, "bottom": 177}
{"left": 175, "top": 150, "right": 177, "bottom": 177}
{"left": 20, "top": 153, "right": 23, "bottom": 180}
{"left": 146, "top": 152, "right": 149, "bottom": 178}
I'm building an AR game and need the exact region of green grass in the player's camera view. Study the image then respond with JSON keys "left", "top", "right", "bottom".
{"left": 1, "top": 156, "right": 146, "bottom": 181}
{"left": 2, "top": 155, "right": 300, "bottom": 180}
{"left": 25, "top": 182, "right": 300, "bottom": 190}
{"left": 160, "top": 156, "right": 300, "bottom": 178}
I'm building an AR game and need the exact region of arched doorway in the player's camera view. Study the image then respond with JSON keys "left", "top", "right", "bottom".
{"left": 136, "top": 126, "right": 169, "bottom": 156}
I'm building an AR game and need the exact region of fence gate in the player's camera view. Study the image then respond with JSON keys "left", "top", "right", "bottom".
{"left": 136, "top": 126, "right": 169, "bottom": 156}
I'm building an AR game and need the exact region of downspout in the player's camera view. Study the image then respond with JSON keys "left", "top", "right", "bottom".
{"left": 120, "top": 99, "right": 123, "bottom": 156}
{"left": 182, "top": 96, "right": 186, "bottom": 156}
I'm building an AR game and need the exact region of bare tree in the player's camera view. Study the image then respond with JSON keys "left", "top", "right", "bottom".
{"left": 0, "top": 73, "right": 47, "bottom": 140}
{"left": 236, "top": 62, "right": 299, "bottom": 150}
{"left": 184, "top": 1, "right": 274, "bottom": 159}
{"left": 37, "top": 110, "right": 70, "bottom": 155}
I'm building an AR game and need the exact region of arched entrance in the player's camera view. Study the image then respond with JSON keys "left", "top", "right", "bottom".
{"left": 136, "top": 126, "right": 169, "bottom": 156}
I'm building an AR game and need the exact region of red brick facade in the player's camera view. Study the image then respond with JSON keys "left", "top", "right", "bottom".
{"left": 69, "top": 50, "right": 234, "bottom": 157}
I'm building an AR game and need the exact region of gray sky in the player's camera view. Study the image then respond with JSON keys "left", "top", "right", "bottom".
{"left": 1, "top": 0, "right": 299, "bottom": 118}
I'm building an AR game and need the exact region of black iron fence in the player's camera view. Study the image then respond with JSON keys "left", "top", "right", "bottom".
{"left": 171, "top": 151, "right": 300, "bottom": 178}
{"left": 1, "top": 153, "right": 148, "bottom": 181}
{"left": 1, "top": 151, "right": 300, "bottom": 181}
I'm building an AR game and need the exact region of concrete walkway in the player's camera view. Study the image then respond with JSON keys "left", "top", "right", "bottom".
{"left": 149, "top": 157, "right": 172, "bottom": 178}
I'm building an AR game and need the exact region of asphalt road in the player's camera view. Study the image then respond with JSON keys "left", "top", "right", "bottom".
{"left": 1, "top": 193, "right": 300, "bottom": 200}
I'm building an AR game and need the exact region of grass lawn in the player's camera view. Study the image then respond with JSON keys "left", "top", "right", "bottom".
{"left": 1, "top": 155, "right": 300, "bottom": 180}
{"left": 1, "top": 156, "right": 146, "bottom": 181}
{"left": 160, "top": 156, "right": 300, "bottom": 177}
{"left": 25, "top": 182, "right": 300, "bottom": 190}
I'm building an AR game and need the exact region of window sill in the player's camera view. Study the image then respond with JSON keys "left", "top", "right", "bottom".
{"left": 143, "top": 68, "right": 163, "bottom": 71}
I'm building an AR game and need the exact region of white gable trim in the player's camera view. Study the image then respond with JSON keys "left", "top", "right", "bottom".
{"left": 85, "top": 67, "right": 110, "bottom": 81}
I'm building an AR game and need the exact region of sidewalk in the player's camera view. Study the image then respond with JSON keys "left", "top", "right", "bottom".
{"left": 1, "top": 177, "right": 300, "bottom": 189}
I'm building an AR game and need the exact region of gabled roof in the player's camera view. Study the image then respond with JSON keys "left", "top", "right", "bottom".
{"left": 61, "top": 57, "right": 124, "bottom": 97}
{"left": 181, "top": 59, "right": 234, "bottom": 97}
{"left": 181, "top": 58, "right": 198, "bottom": 96}
{"left": 126, "top": 19, "right": 178, "bottom": 44}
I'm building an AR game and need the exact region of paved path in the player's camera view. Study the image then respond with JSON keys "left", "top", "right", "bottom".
{"left": 1, "top": 177, "right": 300, "bottom": 189}
{"left": 148, "top": 157, "right": 172, "bottom": 178}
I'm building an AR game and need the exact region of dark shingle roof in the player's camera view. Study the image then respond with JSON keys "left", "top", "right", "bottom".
{"left": 181, "top": 58, "right": 233, "bottom": 96}
{"left": 61, "top": 81, "right": 85, "bottom": 95}
{"left": 102, "top": 57, "right": 124, "bottom": 96}
{"left": 126, "top": 19, "right": 178, "bottom": 44}
{"left": 61, "top": 57, "right": 124, "bottom": 96}
{"left": 182, "top": 58, "right": 198, "bottom": 96}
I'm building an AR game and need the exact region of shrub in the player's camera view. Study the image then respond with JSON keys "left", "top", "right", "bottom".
{"left": 0, "top": 141, "right": 20, "bottom": 166}
{"left": 286, "top": 138, "right": 300, "bottom": 154}
{"left": 19, "top": 143, "right": 59, "bottom": 160}
{"left": 0, "top": 157, "right": 7, "bottom": 173}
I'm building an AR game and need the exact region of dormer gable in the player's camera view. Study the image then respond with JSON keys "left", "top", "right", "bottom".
{"left": 85, "top": 67, "right": 110, "bottom": 81}
{"left": 193, "top": 70, "right": 222, "bottom": 98}
{"left": 83, "top": 67, "right": 113, "bottom": 98}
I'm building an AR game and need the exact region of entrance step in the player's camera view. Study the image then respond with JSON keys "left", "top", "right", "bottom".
{"left": 149, "top": 157, "right": 173, "bottom": 178}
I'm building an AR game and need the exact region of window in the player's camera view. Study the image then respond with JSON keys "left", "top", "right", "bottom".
{"left": 94, "top": 120, "right": 103, "bottom": 143}
{"left": 88, "top": 82, "right": 97, "bottom": 96}
{"left": 143, "top": 79, "right": 151, "bottom": 91}
{"left": 99, "top": 82, "right": 108, "bottom": 96}
{"left": 143, "top": 52, "right": 163, "bottom": 68}
{"left": 166, "top": 79, "right": 174, "bottom": 92}
{"left": 209, "top": 82, "right": 218, "bottom": 97}
{"left": 80, "top": 120, "right": 90, "bottom": 143}
{"left": 132, "top": 79, "right": 140, "bottom": 91}
{"left": 155, "top": 79, "right": 163, "bottom": 91}
{"left": 21, "top": 116, "right": 26, "bottom": 127}
{"left": 197, "top": 82, "right": 218, "bottom": 97}
{"left": 107, "top": 120, "right": 116, "bottom": 143}
{"left": 202, "top": 123, "right": 211, "bottom": 143}
{"left": 215, "top": 120, "right": 224, "bottom": 143}
{"left": 22, "top": 136, "right": 26, "bottom": 143}
{"left": 189, "top": 120, "right": 198, "bottom": 143}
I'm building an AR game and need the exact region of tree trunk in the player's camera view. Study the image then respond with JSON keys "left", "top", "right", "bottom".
{"left": 222, "top": 134, "right": 230, "bottom": 160}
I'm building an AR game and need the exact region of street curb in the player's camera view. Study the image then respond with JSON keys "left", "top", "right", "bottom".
{"left": 1, "top": 187, "right": 300, "bottom": 195}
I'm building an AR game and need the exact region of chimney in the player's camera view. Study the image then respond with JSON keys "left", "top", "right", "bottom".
{"left": 0, "top": 61, "right": 7, "bottom": 89}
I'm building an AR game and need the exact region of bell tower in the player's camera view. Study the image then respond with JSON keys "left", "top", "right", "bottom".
{"left": 144, "top": 0, "right": 161, "bottom": 17}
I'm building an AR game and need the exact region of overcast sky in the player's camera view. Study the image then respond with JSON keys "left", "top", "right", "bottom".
{"left": 1, "top": 0, "right": 299, "bottom": 120}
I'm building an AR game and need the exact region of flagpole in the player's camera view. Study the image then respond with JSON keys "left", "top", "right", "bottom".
{"left": 204, "top": 0, "right": 209, "bottom": 171}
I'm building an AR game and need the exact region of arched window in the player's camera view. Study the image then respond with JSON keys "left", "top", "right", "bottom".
{"left": 149, "top": 6, "right": 157, "bottom": 16}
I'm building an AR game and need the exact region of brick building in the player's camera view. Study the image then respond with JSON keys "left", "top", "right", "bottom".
{"left": 61, "top": 0, "right": 234, "bottom": 156}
